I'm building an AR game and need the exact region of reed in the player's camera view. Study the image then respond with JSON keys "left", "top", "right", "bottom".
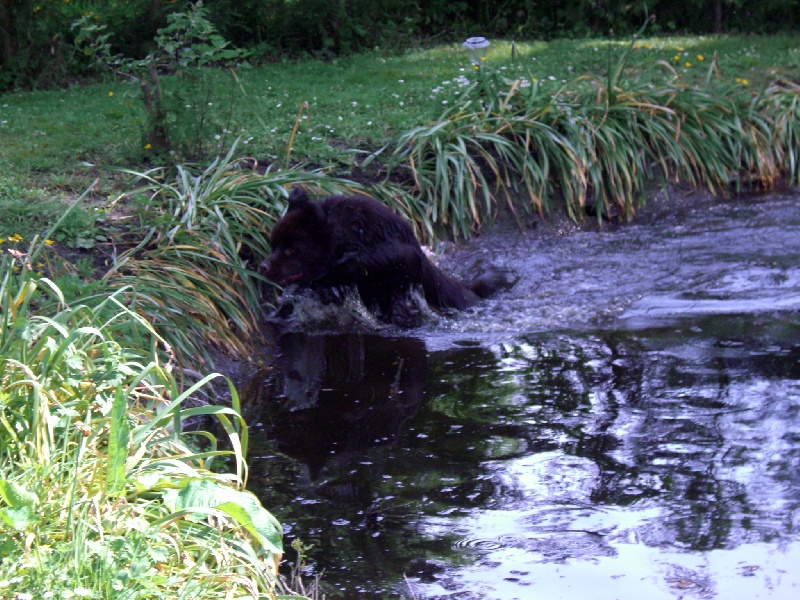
{"left": 377, "top": 21, "right": 800, "bottom": 233}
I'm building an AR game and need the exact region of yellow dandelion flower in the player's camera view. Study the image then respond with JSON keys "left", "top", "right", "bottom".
{"left": 44, "top": 239, "right": 54, "bottom": 246}
{"left": 0, "top": 238, "right": 5, "bottom": 244}
{"left": 644, "top": 43, "right": 651, "bottom": 49}
{"left": 677, "top": 47, "right": 684, "bottom": 51}
{"left": 673, "top": 55, "right": 680, "bottom": 61}
{"left": 480, "top": 56, "right": 487, "bottom": 62}
{"left": 108, "top": 91, "right": 114, "bottom": 97}
{"left": 145, "top": 143, "right": 152, "bottom": 150}
{"left": 473, "top": 65, "right": 479, "bottom": 70}
{"left": 697, "top": 54, "right": 705, "bottom": 61}
{"left": 685, "top": 62, "right": 692, "bottom": 68}
{"left": 741, "top": 78, "right": 749, "bottom": 85}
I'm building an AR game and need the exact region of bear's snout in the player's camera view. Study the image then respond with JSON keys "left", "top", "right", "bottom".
{"left": 259, "top": 255, "right": 304, "bottom": 287}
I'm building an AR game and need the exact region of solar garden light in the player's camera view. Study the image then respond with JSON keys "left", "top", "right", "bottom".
{"left": 462, "top": 37, "right": 490, "bottom": 66}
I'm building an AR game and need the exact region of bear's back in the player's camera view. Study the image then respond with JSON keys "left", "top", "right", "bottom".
{"left": 320, "top": 195, "right": 420, "bottom": 252}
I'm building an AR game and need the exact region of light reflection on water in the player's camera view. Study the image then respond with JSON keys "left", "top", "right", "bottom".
{"left": 247, "top": 315, "right": 800, "bottom": 599}
{"left": 246, "top": 193, "right": 800, "bottom": 598}
{"left": 435, "top": 541, "right": 800, "bottom": 600}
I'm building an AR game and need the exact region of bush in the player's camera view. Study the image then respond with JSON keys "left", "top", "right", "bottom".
{"left": 73, "top": 1, "right": 250, "bottom": 158}
{"left": 0, "top": 230, "right": 288, "bottom": 598}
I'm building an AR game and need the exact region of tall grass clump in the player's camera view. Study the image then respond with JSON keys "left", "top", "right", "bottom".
{"left": 381, "top": 20, "right": 800, "bottom": 235}
{"left": 382, "top": 107, "right": 585, "bottom": 237}
{"left": 105, "top": 142, "right": 401, "bottom": 362}
{"left": 757, "top": 79, "right": 800, "bottom": 186}
{"left": 0, "top": 234, "right": 296, "bottom": 598}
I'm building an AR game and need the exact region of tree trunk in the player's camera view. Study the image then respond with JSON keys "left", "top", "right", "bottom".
{"left": 0, "top": 0, "right": 15, "bottom": 69}
{"left": 713, "top": 0, "right": 723, "bottom": 33}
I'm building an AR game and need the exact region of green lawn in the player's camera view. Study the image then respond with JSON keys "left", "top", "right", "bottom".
{"left": 2, "top": 34, "right": 798, "bottom": 171}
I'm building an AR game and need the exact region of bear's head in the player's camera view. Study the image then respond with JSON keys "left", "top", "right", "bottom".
{"left": 260, "top": 187, "right": 332, "bottom": 287}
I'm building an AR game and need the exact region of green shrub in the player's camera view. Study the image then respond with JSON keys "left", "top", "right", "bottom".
{"left": 73, "top": 1, "right": 249, "bottom": 159}
{"left": 0, "top": 223, "right": 291, "bottom": 599}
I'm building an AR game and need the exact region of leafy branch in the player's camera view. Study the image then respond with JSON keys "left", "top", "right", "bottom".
{"left": 72, "top": 1, "right": 249, "bottom": 156}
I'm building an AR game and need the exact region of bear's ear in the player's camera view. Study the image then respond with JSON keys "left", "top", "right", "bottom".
{"left": 285, "top": 185, "right": 325, "bottom": 223}
{"left": 287, "top": 186, "right": 310, "bottom": 209}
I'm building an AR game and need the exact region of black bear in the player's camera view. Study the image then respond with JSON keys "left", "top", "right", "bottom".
{"left": 260, "top": 187, "right": 511, "bottom": 325}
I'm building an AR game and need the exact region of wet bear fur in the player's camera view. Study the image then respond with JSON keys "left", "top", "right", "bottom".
{"left": 260, "top": 187, "right": 511, "bottom": 325}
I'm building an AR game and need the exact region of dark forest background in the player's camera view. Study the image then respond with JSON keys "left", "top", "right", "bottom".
{"left": 2, "top": 0, "right": 799, "bottom": 91}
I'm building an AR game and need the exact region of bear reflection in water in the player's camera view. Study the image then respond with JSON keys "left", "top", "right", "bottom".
{"left": 243, "top": 333, "right": 427, "bottom": 477}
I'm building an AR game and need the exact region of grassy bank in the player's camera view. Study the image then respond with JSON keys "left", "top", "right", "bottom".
{"left": 0, "top": 34, "right": 797, "bottom": 241}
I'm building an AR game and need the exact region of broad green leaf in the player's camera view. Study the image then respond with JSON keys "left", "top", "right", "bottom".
{"left": 217, "top": 498, "right": 283, "bottom": 555}
{"left": 0, "top": 479, "right": 38, "bottom": 508}
{"left": 105, "top": 387, "right": 131, "bottom": 497}
{"left": 164, "top": 479, "right": 283, "bottom": 554}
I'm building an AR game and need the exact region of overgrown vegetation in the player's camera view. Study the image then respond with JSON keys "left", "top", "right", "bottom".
{"left": 0, "top": 219, "right": 294, "bottom": 597}
{"left": 379, "top": 23, "right": 800, "bottom": 234}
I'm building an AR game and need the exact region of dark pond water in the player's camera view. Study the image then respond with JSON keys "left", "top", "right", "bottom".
{"left": 245, "top": 191, "right": 800, "bottom": 599}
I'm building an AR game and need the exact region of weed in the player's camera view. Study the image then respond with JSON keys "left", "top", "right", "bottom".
{"left": 0, "top": 212, "right": 293, "bottom": 598}
{"left": 0, "top": 195, "right": 99, "bottom": 248}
